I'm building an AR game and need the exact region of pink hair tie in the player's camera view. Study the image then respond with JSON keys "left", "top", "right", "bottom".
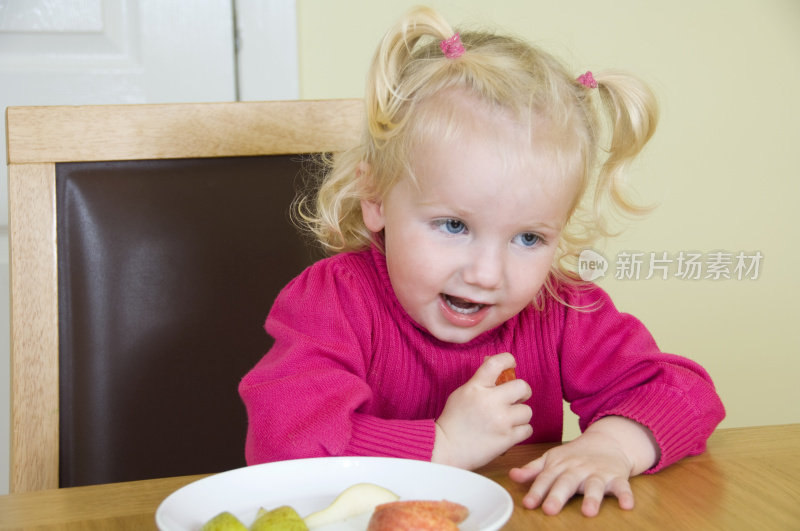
{"left": 440, "top": 33, "right": 465, "bottom": 59}
{"left": 577, "top": 71, "right": 598, "bottom": 89}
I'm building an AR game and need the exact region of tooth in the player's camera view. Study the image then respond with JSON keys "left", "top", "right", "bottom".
{"left": 446, "top": 296, "right": 481, "bottom": 314}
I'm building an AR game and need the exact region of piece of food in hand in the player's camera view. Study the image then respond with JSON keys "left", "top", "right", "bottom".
{"left": 303, "top": 483, "right": 399, "bottom": 528}
{"left": 367, "top": 500, "right": 469, "bottom": 531}
{"left": 201, "top": 511, "right": 249, "bottom": 531}
{"left": 495, "top": 367, "right": 516, "bottom": 385}
{"left": 251, "top": 505, "right": 308, "bottom": 531}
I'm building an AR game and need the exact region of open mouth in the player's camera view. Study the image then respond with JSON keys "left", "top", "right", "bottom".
{"left": 442, "top": 294, "right": 486, "bottom": 315}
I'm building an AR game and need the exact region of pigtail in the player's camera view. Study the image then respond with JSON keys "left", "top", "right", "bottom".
{"left": 295, "top": 7, "right": 458, "bottom": 255}
{"left": 592, "top": 71, "right": 659, "bottom": 232}
{"left": 554, "top": 70, "right": 659, "bottom": 290}
{"left": 366, "top": 7, "right": 454, "bottom": 145}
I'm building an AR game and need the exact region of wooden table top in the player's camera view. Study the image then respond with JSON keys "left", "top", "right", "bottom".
{"left": 2, "top": 424, "right": 798, "bottom": 530}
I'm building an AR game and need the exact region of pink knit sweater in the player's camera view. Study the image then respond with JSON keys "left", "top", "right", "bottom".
{"left": 239, "top": 246, "right": 724, "bottom": 472}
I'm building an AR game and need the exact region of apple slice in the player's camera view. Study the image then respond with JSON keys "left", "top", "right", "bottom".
{"left": 367, "top": 500, "right": 469, "bottom": 531}
{"left": 303, "top": 483, "right": 399, "bottom": 528}
{"left": 495, "top": 367, "right": 516, "bottom": 385}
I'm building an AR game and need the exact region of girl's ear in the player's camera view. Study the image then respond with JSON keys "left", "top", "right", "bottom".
{"left": 358, "top": 162, "right": 386, "bottom": 232}
{"left": 361, "top": 197, "right": 385, "bottom": 232}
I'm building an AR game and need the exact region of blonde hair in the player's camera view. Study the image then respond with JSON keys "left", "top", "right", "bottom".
{"left": 297, "top": 6, "right": 658, "bottom": 296}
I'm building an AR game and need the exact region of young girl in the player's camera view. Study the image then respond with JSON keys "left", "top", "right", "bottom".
{"left": 239, "top": 6, "right": 724, "bottom": 517}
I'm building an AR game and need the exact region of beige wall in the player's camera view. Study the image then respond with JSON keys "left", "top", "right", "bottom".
{"left": 296, "top": 0, "right": 800, "bottom": 438}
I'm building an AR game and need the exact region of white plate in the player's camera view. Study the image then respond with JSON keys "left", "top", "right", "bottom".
{"left": 156, "top": 456, "right": 512, "bottom": 531}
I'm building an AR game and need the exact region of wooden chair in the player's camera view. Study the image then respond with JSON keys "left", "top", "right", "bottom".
{"left": 6, "top": 99, "right": 362, "bottom": 492}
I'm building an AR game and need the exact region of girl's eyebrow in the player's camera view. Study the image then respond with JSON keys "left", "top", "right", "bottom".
{"left": 527, "top": 221, "right": 561, "bottom": 232}
{"left": 416, "top": 198, "right": 476, "bottom": 216}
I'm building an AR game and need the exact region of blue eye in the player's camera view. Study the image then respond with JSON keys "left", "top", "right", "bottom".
{"left": 514, "top": 232, "right": 540, "bottom": 248}
{"left": 435, "top": 219, "right": 467, "bottom": 235}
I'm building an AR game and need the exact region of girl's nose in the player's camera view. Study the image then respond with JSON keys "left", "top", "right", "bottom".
{"left": 462, "top": 243, "right": 504, "bottom": 289}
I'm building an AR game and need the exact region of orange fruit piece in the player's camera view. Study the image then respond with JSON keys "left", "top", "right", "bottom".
{"left": 495, "top": 367, "right": 516, "bottom": 385}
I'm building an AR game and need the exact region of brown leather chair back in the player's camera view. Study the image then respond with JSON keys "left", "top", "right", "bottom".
{"left": 56, "top": 156, "right": 323, "bottom": 486}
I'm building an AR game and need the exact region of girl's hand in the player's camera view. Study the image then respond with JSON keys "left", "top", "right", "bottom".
{"left": 432, "top": 353, "right": 533, "bottom": 470}
{"left": 508, "top": 416, "right": 660, "bottom": 517}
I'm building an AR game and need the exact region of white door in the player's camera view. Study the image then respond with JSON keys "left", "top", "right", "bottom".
{"left": 0, "top": 0, "right": 298, "bottom": 494}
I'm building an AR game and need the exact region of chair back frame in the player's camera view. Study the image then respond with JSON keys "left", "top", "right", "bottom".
{"left": 6, "top": 99, "right": 362, "bottom": 492}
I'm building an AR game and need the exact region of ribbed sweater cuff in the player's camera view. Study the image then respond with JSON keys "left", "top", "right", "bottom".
{"left": 345, "top": 414, "right": 436, "bottom": 461}
{"left": 592, "top": 383, "right": 714, "bottom": 474}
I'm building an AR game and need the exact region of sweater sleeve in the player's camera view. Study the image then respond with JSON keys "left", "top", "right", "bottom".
{"left": 558, "top": 285, "right": 725, "bottom": 473}
{"left": 238, "top": 256, "right": 435, "bottom": 465}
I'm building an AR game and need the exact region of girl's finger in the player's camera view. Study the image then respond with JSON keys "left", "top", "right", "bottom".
{"left": 508, "top": 451, "right": 547, "bottom": 477}
{"left": 539, "top": 473, "right": 581, "bottom": 515}
{"left": 511, "top": 422, "right": 534, "bottom": 444}
{"left": 608, "top": 476, "right": 635, "bottom": 510}
{"left": 521, "top": 465, "right": 564, "bottom": 511}
{"left": 497, "top": 378, "right": 532, "bottom": 404}
{"left": 580, "top": 476, "right": 606, "bottom": 517}
{"left": 509, "top": 402, "right": 533, "bottom": 426}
